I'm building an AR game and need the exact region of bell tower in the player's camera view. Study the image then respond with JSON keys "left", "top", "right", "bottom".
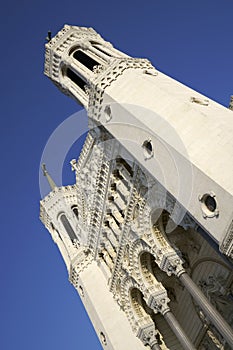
{"left": 40, "top": 25, "right": 233, "bottom": 350}
{"left": 44, "top": 25, "right": 128, "bottom": 108}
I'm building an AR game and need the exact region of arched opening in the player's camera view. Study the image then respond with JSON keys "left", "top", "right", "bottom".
{"left": 151, "top": 208, "right": 200, "bottom": 270}
{"left": 130, "top": 288, "right": 148, "bottom": 319}
{"left": 71, "top": 205, "right": 79, "bottom": 220}
{"left": 140, "top": 251, "right": 181, "bottom": 311}
{"left": 139, "top": 251, "right": 179, "bottom": 305}
{"left": 130, "top": 288, "right": 163, "bottom": 349}
{"left": 73, "top": 50, "right": 100, "bottom": 71}
{"left": 150, "top": 208, "right": 190, "bottom": 254}
{"left": 59, "top": 213, "right": 77, "bottom": 242}
{"left": 66, "top": 68, "right": 87, "bottom": 91}
{"left": 151, "top": 208, "right": 171, "bottom": 235}
{"left": 140, "top": 252, "right": 157, "bottom": 286}
{"left": 150, "top": 208, "right": 171, "bottom": 248}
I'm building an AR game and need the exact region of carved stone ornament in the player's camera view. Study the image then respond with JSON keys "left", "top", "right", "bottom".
{"left": 137, "top": 324, "right": 161, "bottom": 348}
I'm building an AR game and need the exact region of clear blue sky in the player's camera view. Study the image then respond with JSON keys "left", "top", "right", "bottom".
{"left": 1, "top": 1, "right": 233, "bottom": 349}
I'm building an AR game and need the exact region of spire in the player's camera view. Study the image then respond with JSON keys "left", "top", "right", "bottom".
{"left": 41, "top": 163, "right": 57, "bottom": 191}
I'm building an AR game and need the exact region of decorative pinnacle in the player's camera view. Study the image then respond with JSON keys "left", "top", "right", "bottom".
{"left": 46, "top": 30, "right": 52, "bottom": 42}
{"left": 41, "top": 163, "right": 57, "bottom": 190}
{"left": 229, "top": 95, "right": 233, "bottom": 111}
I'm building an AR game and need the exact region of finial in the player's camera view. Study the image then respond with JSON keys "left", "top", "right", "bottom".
{"left": 41, "top": 163, "right": 57, "bottom": 190}
{"left": 229, "top": 95, "right": 233, "bottom": 111}
{"left": 46, "top": 30, "right": 52, "bottom": 42}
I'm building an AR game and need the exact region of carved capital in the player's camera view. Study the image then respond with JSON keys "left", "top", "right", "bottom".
{"left": 145, "top": 289, "right": 170, "bottom": 316}
{"left": 158, "top": 251, "right": 185, "bottom": 277}
{"left": 137, "top": 324, "right": 160, "bottom": 348}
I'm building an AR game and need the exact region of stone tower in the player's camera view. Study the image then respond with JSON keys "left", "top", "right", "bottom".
{"left": 40, "top": 25, "right": 233, "bottom": 350}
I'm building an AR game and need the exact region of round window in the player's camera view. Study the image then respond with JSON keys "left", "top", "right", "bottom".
{"left": 142, "top": 139, "right": 153, "bottom": 159}
{"left": 104, "top": 105, "right": 112, "bottom": 122}
{"left": 199, "top": 192, "right": 218, "bottom": 218}
{"left": 204, "top": 195, "right": 217, "bottom": 212}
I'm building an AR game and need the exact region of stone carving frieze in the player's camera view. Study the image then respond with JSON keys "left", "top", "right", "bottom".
{"left": 86, "top": 139, "right": 116, "bottom": 255}
{"left": 79, "top": 144, "right": 104, "bottom": 200}
{"left": 109, "top": 165, "right": 141, "bottom": 291}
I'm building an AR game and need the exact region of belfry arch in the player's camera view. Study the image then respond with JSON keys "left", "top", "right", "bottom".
{"left": 129, "top": 287, "right": 163, "bottom": 350}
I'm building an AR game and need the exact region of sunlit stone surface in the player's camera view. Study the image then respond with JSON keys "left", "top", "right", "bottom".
{"left": 40, "top": 25, "right": 233, "bottom": 350}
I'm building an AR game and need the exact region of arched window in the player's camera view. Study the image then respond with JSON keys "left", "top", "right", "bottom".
{"left": 73, "top": 50, "right": 100, "bottom": 71}
{"left": 59, "top": 213, "right": 77, "bottom": 242}
{"left": 139, "top": 252, "right": 157, "bottom": 286}
{"left": 66, "top": 68, "right": 87, "bottom": 91}
{"left": 71, "top": 205, "right": 79, "bottom": 220}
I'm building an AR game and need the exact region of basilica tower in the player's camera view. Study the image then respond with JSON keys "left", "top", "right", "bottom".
{"left": 40, "top": 25, "right": 233, "bottom": 350}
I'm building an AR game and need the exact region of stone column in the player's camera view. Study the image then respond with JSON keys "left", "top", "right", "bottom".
{"left": 179, "top": 272, "right": 233, "bottom": 348}
{"left": 146, "top": 290, "right": 196, "bottom": 350}
{"left": 159, "top": 249, "right": 233, "bottom": 347}
{"left": 164, "top": 311, "right": 196, "bottom": 350}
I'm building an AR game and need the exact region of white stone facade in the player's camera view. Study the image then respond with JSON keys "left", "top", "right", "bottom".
{"left": 40, "top": 25, "right": 233, "bottom": 350}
